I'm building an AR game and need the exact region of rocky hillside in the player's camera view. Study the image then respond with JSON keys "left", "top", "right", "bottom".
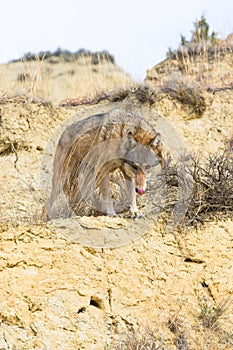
{"left": 0, "top": 39, "right": 233, "bottom": 349}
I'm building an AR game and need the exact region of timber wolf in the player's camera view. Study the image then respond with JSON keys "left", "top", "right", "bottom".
{"left": 43, "top": 108, "right": 163, "bottom": 220}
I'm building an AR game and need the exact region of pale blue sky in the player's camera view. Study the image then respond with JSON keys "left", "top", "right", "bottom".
{"left": 0, "top": 0, "right": 232, "bottom": 80}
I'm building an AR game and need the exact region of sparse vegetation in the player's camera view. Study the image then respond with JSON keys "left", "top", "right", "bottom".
{"left": 196, "top": 297, "right": 233, "bottom": 347}
{"left": 110, "top": 299, "right": 233, "bottom": 349}
{"left": 167, "top": 16, "right": 232, "bottom": 59}
{"left": 0, "top": 16, "right": 233, "bottom": 350}
{"left": 60, "top": 75, "right": 208, "bottom": 116}
{"left": 113, "top": 327, "right": 165, "bottom": 350}
{"left": 11, "top": 47, "right": 115, "bottom": 64}
{"left": 149, "top": 16, "right": 233, "bottom": 93}
{"left": 59, "top": 84, "right": 157, "bottom": 107}
{"left": 168, "top": 316, "right": 189, "bottom": 350}
{"left": 198, "top": 299, "right": 229, "bottom": 329}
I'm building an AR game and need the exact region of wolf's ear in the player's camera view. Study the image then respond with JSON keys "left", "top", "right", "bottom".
{"left": 125, "top": 131, "right": 135, "bottom": 149}
{"left": 119, "top": 130, "right": 137, "bottom": 157}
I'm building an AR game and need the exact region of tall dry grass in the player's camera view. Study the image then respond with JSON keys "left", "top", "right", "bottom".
{"left": 0, "top": 54, "right": 133, "bottom": 103}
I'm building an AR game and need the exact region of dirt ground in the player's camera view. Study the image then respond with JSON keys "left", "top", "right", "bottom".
{"left": 0, "top": 54, "right": 232, "bottom": 349}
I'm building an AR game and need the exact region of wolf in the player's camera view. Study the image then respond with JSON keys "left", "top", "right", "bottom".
{"left": 43, "top": 108, "right": 163, "bottom": 220}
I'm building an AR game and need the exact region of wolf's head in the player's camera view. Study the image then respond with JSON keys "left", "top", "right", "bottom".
{"left": 122, "top": 135, "right": 161, "bottom": 195}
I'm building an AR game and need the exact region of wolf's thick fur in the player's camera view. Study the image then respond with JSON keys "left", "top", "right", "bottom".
{"left": 43, "top": 108, "right": 163, "bottom": 220}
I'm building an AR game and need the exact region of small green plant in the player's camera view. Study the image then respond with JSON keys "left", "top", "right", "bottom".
{"left": 198, "top": 298, "right": 232, "bottom": 329}
{"left": 191, "top": 16, "right": 216, "bottom": 44}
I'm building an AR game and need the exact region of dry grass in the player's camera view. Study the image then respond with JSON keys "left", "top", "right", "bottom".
{"left": 112, "top": 327, "right": 166, "bottom": 350}
{"left": 0, "top": 54, "right": 133, "bottom": 103}
{"left": 147, "top": 36, "right": 233, "bottom": 95}
{"left": 110, "top": 298, "right": 233, "bottom": 350}
{"left": 175, "top": 48, "right": 233, "bottom": 89}
{"left": 165, "top": 17, "right": 233, "bottom": 89}
{"left": 146, "top": 49, "right": 233, "bottom": 94}
{"left": 59, "top": 84, "right": 157, "bottom": 107}
{"left": 161, "top": 77, "right": 206, "bottom": 116}
{"left": 167, "top": 316, "right": 189, "bottom": 350}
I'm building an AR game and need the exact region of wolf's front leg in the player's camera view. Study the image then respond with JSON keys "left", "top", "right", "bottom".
{"left": 127, "top": 178, "right": 143, "bottom": 218}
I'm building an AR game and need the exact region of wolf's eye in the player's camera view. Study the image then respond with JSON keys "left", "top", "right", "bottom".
{"left": 145, "top": 164, "right": 151, "bottom": 170}
{"left": 131, "top": 164, "right": 138, "bottom": 170}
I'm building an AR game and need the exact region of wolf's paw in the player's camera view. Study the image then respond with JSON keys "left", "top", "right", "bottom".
{"left": 129, "top": 208, "right": 143, "bottom": 219}
{"left": 107, "top": 210, "right": 118, "bottom": 217}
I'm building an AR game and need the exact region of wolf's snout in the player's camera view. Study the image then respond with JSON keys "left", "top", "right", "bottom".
{"left": 135, "top": 187, "right": 145, "bottom": 195}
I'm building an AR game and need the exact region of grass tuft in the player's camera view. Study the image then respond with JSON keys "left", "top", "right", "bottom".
{"left": 198, "top": 297, "right": 233, "bottom": 329}
{"left": 161, "top": 77, "right": 206, "bottom": 116}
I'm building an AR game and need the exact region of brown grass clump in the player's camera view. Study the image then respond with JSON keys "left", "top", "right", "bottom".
{"left": 161, "top": 77, "right": 206, "bottom": 116}
{"left": 60, "top": 76, "right": 208, "bottom": 117}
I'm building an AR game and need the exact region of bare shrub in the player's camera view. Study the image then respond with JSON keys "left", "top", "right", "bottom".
{"left": 187, "top": 149, "right": 233, "bottom": 223}
{"left": 163, "top": 148, "right": 233, "bottom": 225}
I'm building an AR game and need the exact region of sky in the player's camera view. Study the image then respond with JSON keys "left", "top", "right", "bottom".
{"left": 0, "top": 0, "right": 232, "bottom": 81}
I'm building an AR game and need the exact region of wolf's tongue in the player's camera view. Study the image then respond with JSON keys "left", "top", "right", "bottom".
{"left": 137, "top": 188, "right": 145, "bottom": 195}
